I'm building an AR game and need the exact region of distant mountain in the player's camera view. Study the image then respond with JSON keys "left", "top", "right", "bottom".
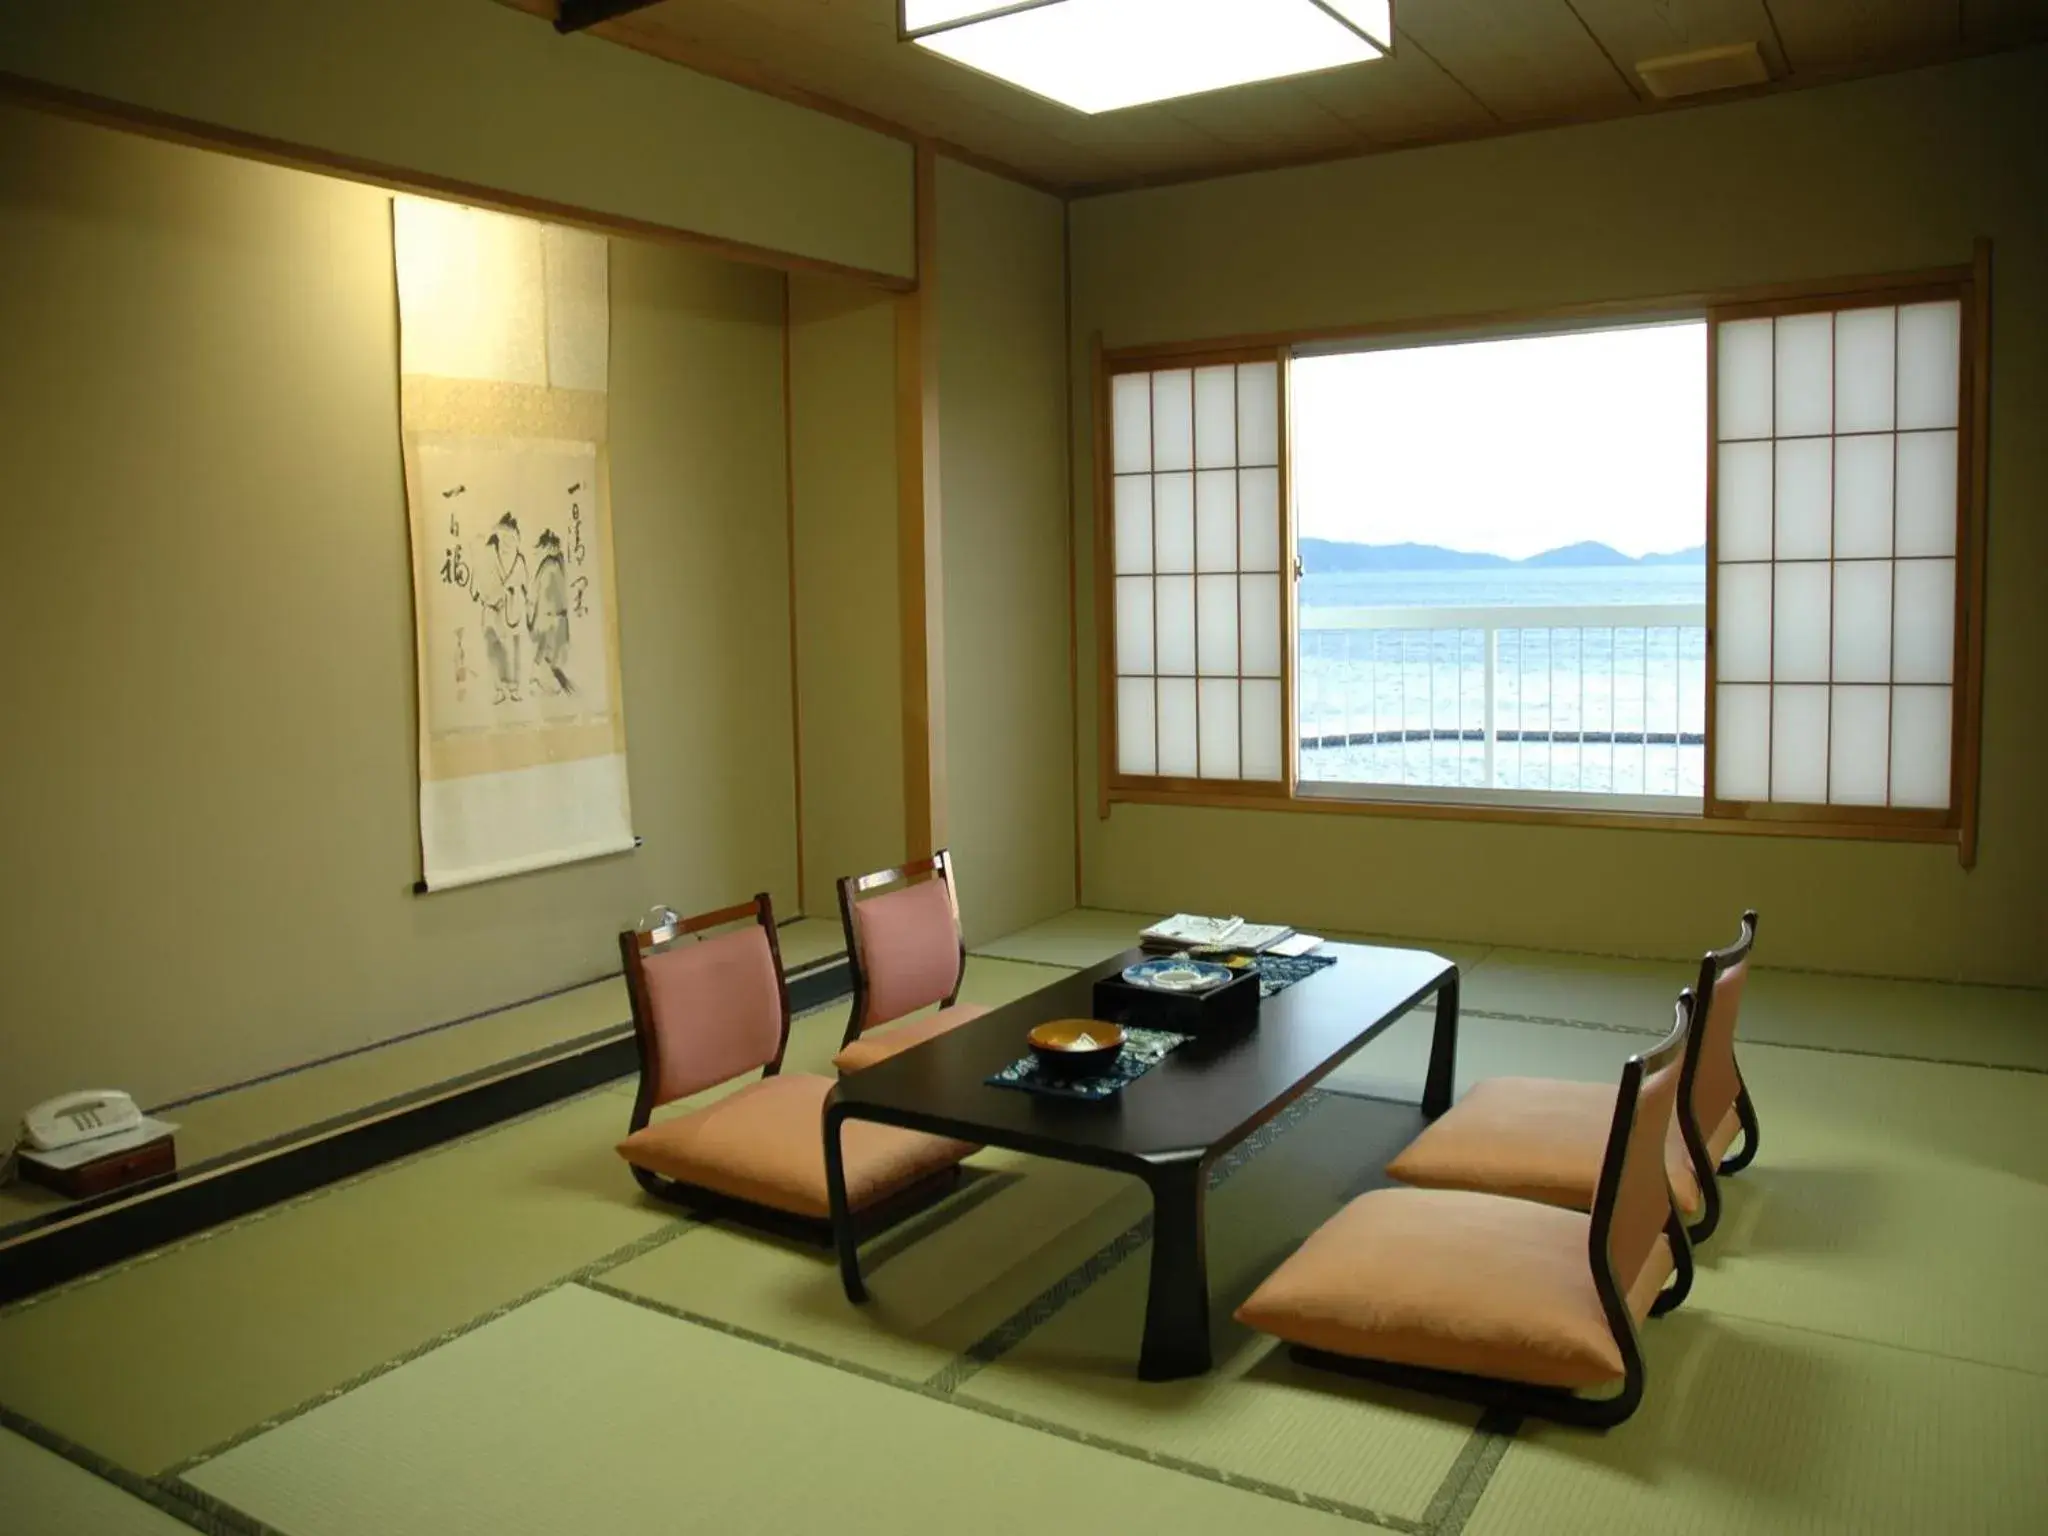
{"left": 1518, "top": 541, "right": 1640, "bottom": 568}
{"left": 1299, "top": 538, "right": 1704, "bottom": 574}
{"left": 1634, "top": 546, "right": 1709, "bottom": 566}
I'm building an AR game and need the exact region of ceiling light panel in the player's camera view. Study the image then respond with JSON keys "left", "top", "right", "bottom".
{"left": 904, "top": 0, "right": 1393, "bottom": 115}
{"left": 901, "top": 2, "right": 1064, "bottom": 40}
{"left": 1320, "top": 1, "right": 1392, "bottom": 51}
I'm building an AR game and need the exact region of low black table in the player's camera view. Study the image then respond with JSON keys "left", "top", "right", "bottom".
{"left": 822, "top": 942, "right": 1459, "bottom": 1380}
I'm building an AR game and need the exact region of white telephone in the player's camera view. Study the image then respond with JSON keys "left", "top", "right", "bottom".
{"left": 23, "top": 1090, "right": 145, "bottom": 1152}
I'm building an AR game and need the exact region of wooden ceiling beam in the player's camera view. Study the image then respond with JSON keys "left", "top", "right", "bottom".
{"left": 555, "top": 0, "right": 666, "bottom": 35}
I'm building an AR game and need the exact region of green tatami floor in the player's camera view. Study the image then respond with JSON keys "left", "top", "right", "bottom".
{"left": 2, "top": 911, "right": 2044, "bottom": 1535}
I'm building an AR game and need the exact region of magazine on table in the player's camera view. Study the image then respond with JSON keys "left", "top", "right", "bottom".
{"left": 1140, "top": 914, "right": 1298, "bottom": 954}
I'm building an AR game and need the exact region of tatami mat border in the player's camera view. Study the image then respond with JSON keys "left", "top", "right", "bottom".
{"left": 0, "top": 1401, "right": 287, "bottom": 1536}
{"left": 929, "top": 1089, "right": 1326, "bottom": 1394}
{"left": 159, "top": 1214, "right": 707, "bottom": 1478}
{"left": 577, "top": 1275, "right": 1424, "bottom": 1534}
{"left": 38, "top": 1085, "right": 1511, "bottom": 1536}
{"left": 1463, "top": 1007, "right": 2048, "bottom": 1075}
{"left": 14, "top": 928, "right": 2043, "bottom": 1535}
{"left": 1423, "top": 1411, "right": 1520, "bottom": 1536}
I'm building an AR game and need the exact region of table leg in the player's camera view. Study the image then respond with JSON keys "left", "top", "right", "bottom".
{"left": 1138, "top": 1159, "right": 1212, "bottom": 1381}
{"left": 824, "top": 1103, "right": 867, "bottom": 1304}
{"left": 1422, "top": 969, "right": 1460, "bottom": 1119}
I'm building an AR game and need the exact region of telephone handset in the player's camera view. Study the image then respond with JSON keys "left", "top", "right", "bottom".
{"left": 23, "top": 1090, "right": 145, "bottom": 1152}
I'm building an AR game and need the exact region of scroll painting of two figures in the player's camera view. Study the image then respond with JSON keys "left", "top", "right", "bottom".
{"left": 415, "top": 434, "right": 611, "bottom": 730}
{"left": 395, "top": 193, "right": 631, "bottom": 890}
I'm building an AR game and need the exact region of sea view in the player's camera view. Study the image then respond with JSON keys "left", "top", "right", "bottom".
{"left": 1297, "top": 562, "right": 1708, "bottom": 797}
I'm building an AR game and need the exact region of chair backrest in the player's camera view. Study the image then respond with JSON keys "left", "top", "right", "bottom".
{"left": 1592, "top": 991, "right": 1693, "bottom": 1303}
{"left": 619, "top": 893, "right": 790, "bottom": 1126}
{"left": 1683, "top": 910, "right": 1758, "bottom": 1140}
{"left": 837, "top": 850, "right": 966, "bottom": 1034}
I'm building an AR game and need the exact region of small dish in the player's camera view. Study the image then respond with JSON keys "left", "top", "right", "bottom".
{"left": 1123, "top": 957, "right": 1235, "bottom": 994}
{"left": 1028, "top": 1019, "right": 1126, "bottom": 1078}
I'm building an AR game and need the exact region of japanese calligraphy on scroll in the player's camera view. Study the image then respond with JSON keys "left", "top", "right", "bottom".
{"left": 394, "top": 197, "right": 633, "bottom": 891}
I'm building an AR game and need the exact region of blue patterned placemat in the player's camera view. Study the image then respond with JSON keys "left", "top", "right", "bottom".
{"left": 1255, "top": 951, "right": 1339, "bottom": 997}
{"left": 986, "top": 1026, "right": 1190, "bottom": 1102}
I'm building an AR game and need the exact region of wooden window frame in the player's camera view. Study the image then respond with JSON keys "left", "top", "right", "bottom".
{"left": 1092, "top": 251, "right": 1991, "bottom": 866}
{"left": 1096, "top": 343, "right": 1296, "bottom": 806}
{"left": 1703, "top": 264, "right": 1988, "bottom": 861}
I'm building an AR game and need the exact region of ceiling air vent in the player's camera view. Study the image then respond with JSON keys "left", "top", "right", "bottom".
{"left": 1636, "top": 41, "right": 1771, "bottom": 100}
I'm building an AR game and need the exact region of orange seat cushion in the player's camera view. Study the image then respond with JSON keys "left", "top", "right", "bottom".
{"left": 1387, "top": 1076, "right": 1713, "bottom": 1214}
{"left": 616, "top": 1074, "right": 974, "bottom": 1219}
{"left": 834, "top": 1004, "right": 988, "bottom": 1074}
{"left": 1236, "top": 1187, "right": 1672, "bottom": 1391}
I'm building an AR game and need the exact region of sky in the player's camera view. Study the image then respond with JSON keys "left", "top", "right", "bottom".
{"left": 1291, "top": 321, "right": 1707, "bottom": 559}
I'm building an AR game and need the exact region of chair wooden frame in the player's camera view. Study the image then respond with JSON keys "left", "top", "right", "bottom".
{"left": 834, "top": 849, "right": 969, "bottom": 1055}
{"left": 1294, "top": 993, "right": 1698, "bottom": 1430}
{"left": 1673, "top": 910, "right": 1762, "bottom": 1244}
{"left": 619, "top": 892, "right": 961, "bottom": 1246}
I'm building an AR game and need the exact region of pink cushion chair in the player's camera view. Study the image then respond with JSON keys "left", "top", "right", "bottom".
{"left": 832, "top": 850, "right": 988, "bottom": 1073}
{"left": 1385, "top": 911, "right": 1760, "bottom": 1243}
{"left": 615, "top": 893, "right": 975, "bottom": 1240}
{"left": 1236, "top": 992, "right": 1698, "bottom": 1429}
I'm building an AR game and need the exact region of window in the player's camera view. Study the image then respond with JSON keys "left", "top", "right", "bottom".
{"left": 1708, "top": 294, "right": 1968, "bottom": 820}
{"left": 1108, "top": 355, "right": 1287, "bottom": 786}
{"left": 1095, "top": 259, "right": 1986, "bottom": 856}
{"left": 1290, "top": 322, "right": 1706, "bottom": 813}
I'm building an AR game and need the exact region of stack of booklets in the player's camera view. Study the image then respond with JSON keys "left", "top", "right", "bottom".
{"left": 1140, "top": 914, "right": 1310, "bottom": 954}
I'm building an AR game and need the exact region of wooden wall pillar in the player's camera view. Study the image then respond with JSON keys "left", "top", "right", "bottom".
{"left": 897, "top": 142, "right": 947, "bottom": 857}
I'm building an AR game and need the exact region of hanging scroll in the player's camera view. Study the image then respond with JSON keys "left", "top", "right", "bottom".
{"left": 394, "top": 196, "right": 633, "bottom": 891}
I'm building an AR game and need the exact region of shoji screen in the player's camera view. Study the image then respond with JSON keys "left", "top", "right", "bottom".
{"left": 1710, "top": 296, "right": 1966, "bottom": 813}
{"left": 1109, "top": 357, "right": 1287, "bottom": 784}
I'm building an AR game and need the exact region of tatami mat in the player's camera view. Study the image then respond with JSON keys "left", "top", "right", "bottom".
{"left": 1683, "top": 1043, "right": 2048, "bottom": 1376}
{"left": 970, "top": 906, "right": 1153, "bottom": 968}
{"left": 0, "top": 1426, "right": 194, "bottom": 1536}
{"left": 775, "top": 914, "right": 848, "bottom": 971}
{"left": 1322, "top": 1008, "right": 1648, "bottom": 1103}
{"left": 1465, "top": 1311, "right": 2048, "bottom": 1536}
{"left": 0, "top": 1082, "right": 666, "bottom": 1475}
{"left": 956, "top": 954, "right": 1091, "bottom": 1009}
{"left": 1459, "top": 945, "right": 2048, "bottom": 1070}
{"left": 1736, "top": 965, "right": 2048, "bottom": 1070}
{"left": 599, "top": 1150, "right": 1144, "bottom": 1385}
{"left": 7, "top": 914, "right": 2048, "bottom": 1536}
{"left": 956, "top": 1094, "right": 1474, "bottom": 1527}
{"left": 184, "top": 1285, "right": 1368, "bottom": 1536}
{"left": 1456, "top": 948, "right": 1697, "bottom": 1036}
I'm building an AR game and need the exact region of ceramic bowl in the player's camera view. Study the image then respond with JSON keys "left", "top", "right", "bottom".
{"left": 1027, "top": 1019, "right": 1126, "bottom": 1078}
{"left": 1122, "top": 956, "right": 1235, "bottom": 994}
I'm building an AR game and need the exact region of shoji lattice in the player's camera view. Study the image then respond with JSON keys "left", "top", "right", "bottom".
{"left": 1111, "top": 360, "right": 1286, "bottom": 782}
{"left": 1712, "top": 299, "right": 1962, "bottom": 810}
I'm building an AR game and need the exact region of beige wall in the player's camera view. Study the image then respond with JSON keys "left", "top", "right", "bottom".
{"left": 787, "top": 274, "right": 908, "bottom": 920}
{"left": 0, "top": 0, "right": 915, "bottom": 282}
{"left": 0, "top": 105, "right": 797, "bottom": 1119}
{"left": 935, "top": 158, "right": 1075, "bottom": 945}
{"left": 1069, "top": 49, "right": 2048, "bottom": 985}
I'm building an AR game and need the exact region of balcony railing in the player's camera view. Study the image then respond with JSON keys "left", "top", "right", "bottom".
{"left": 1298, "top": 602, "right": 1708, "bottom": 805}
